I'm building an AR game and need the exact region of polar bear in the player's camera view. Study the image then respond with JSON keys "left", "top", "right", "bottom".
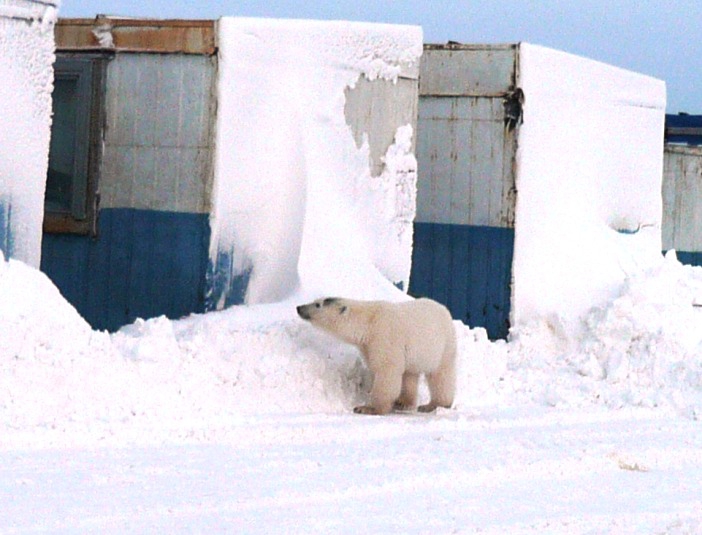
{"left": 296, "top": 297, "right": 456, "bottom": 415}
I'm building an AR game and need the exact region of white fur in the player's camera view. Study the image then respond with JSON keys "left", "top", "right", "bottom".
{"left": 297, "top": 297, "right": 457, "bottom": 415}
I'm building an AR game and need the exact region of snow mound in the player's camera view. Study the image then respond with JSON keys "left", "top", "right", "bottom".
{"left": 504, "top": 251, "right": 702, "bottom": 417}
{"left": 0, "top": 249, "right": 96, "bottom": 361}
{"left": 578, "top": 251, "right": 702, "bottom": 415}
{"left": 2, "top": 248, "right": 702, "bottom": 448}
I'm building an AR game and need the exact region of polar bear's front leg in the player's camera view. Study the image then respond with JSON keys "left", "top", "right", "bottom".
{"left": 354, "top": 367, "right": 402, "bottom": 415}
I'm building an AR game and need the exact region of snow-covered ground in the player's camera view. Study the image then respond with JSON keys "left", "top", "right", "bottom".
{"left": 2, "top": 249, "right": 702, "bottom": 533}
{"left": 2, "top": 14, "right": 702, "bottom": 535}
{"left": 2, "top": 409, "right": 701, "bottom": 534}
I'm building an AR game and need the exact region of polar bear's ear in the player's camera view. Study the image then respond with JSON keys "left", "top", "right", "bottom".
{"left": 339, "top": 305, "right": 348, "bottom": 314}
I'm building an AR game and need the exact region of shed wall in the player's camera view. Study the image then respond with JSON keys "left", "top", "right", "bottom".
{"left": 41, "top": 52, "right": 216, "bottom": 331}
{"left": 344, "top": 76, "right": 419, "bottom": 177}
{"left": 43, "top": 18, "right": 421, "bottom": 331}
{"left": 420, "top": 45, "right": 516, "bottom": 96}
{"left": 662, "top": 145, "right": 702, "bottom": 266}
{"left": 100, "top": 54, "right": 215, "bottom": 213}
{"left": 410, "top": 45, "right": 517, "bottom": 339}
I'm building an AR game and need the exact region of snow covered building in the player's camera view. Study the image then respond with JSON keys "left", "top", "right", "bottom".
{"left": 0, "top": 0, "right": 57, "bottom": 268}
{"left": 410, "top": 43, "right": 666, "bottom": 339}
{"left": 7, "top": 14, "right": 666, "bottom": 339}
{"left": 41, "top": 17, "right": 421, "bottom": 331}
{"left": 663, "top": 114, "right": 702, "bottom": 267}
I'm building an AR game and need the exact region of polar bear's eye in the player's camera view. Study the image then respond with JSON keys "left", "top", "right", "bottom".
{"left": 315, "top": 303, "right": 321, "bottom": 308}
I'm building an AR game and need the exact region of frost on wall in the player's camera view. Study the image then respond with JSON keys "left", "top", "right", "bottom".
{"left": 511, "top": 43, "right": 666, "bottom": 335}
{"left": 210, "top": 18, "right": 422, "bottom": 308}
{"left": 0, "top": 1, "right": 58, "bottom": 268}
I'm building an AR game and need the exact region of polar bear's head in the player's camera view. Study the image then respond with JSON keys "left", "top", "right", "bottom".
{"left": 297, "top": 297, "right": 368, "bottom": 346}
{"left": 296, "top": 297, "right": 347, "bottom": 322}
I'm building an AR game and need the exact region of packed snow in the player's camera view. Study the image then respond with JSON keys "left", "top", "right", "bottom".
{"left": 3, "top": 14, "right": 702, "bottom": 535}
{"left": 210, "top": 18, "right": 422, "bottom": 306}
{"left": 0, "top": 0, "right": 57, "bottom": 268}
{"left": 512, "top": 43, "right": 667, "bottom": 334}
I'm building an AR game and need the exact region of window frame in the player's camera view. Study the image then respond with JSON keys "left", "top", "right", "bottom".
{"left": 44, "top": 52, "right": 109, "bottom": 235}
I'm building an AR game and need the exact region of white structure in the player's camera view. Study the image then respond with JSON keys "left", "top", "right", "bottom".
{"left": 0, "top": 0, "right": 58, "bottom": 267}
{"left": 512, "top": 44, "right": 666, "bottom": 334}
{"left": 663, "top": 144, "right": 702, "bottom": 264}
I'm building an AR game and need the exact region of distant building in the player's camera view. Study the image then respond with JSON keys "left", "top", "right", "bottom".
{"left": 663, "top": 114, "right": 702, "bottom": 267}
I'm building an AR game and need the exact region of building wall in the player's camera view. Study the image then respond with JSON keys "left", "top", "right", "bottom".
{"left": 0, "top": 1, "right": 57, "bottom": 267}
{"left": 409, "top": 45, "right": 517, "bottom": 339}
{"left": 344, "top": 76, "right": 419, "bottom": 177}
{"left": 663, "top": 145, "right": 702, "bottom": 266}
{"left": 41, "top": 52, "right": 216, "bottom": 331}
{"left": 100, "top": 54, "right": 215, "bottom": 214}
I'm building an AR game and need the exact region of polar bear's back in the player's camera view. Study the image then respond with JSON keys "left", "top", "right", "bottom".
{"left": 371, "top": 298, "right": 456, "bottom": 373}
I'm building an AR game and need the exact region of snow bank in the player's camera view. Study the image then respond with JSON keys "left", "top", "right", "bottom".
{"left": 2, "top": 246, "right": 702, "bottom": 448}
{"left": 0, "top": 248, "right": 369, "bottom": 447}
{"left": 210, "top": 18, "right": 422, "bottom": 306}
{"left": 502, "top": 251, "right": 702, "bottom": 418}
{"left": 512, "top": 43, "right": 667, "bottom": 335}
{"left": 0, "top": 2, "right": 58, "bottom": 267}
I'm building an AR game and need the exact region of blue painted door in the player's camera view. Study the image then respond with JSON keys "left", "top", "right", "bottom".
{"left": 411, "top": 87, "right": 517, "bottom": 339}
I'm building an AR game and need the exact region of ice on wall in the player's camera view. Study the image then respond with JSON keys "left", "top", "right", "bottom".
{"left": 511, "top": 43, "right": 667, "bottom": 336}
{"left": 211, "top": 18, "right": 422, "bottom": 306}
{"left": 0, "top": 2, "right": 58, "bottom": 268}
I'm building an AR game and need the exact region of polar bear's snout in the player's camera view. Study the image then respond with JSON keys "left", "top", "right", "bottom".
{"left": 296, "top": 305, "right": 311, "bottom": 320}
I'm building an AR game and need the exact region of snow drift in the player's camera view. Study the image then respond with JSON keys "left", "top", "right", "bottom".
{"left": 210, "top": 18, "right": 422, "bottom": 307}
{"left": 512, "top": 43, "right": 667, "bottom": 336}
{"left": 2, "top": 247, "right": 702, "bottom": 448}
{"left": 0, "top": 2, "right": 58, "bottom": 267}
{"left": 1, "top": 16, "right": 699, "bottom": 454}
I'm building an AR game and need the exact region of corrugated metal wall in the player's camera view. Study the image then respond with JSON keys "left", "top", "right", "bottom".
{"left": 41, "top": 53, "right": 216, "bottom": 331}
{"left": 409, "top": 45, "right": 518, "bottom": 339}
{"left": 662, "top": 144, "right": 702, "bottom": 266}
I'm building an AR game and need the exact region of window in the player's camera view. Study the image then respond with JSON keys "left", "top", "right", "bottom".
{"left": 44, "top": 54, "right": 107, "bottom": 235}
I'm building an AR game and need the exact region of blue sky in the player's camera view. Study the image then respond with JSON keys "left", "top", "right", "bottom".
{"left": 62, "top": 1, "right": 701, "bottom": 114}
